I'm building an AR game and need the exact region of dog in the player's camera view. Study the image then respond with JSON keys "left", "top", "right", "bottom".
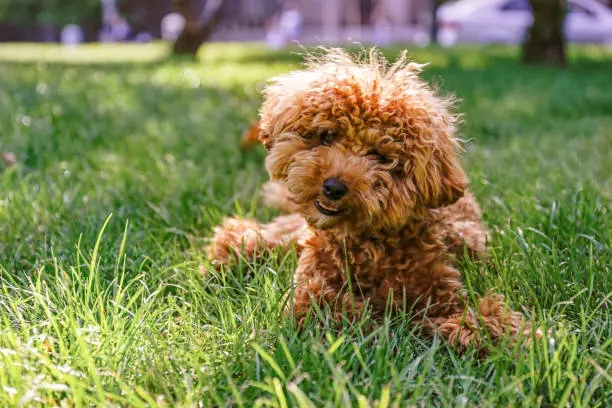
{"left": 207, "top": 49, "right": 535, "bottom": 353}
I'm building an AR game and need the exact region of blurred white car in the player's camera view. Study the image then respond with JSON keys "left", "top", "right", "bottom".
{"left": 437, "top": 0, "right": 612, "bottom": 46}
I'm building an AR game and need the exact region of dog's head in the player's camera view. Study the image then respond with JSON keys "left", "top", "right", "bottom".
{"left": 259, "top": 49, "right": 467, "bottom": 233}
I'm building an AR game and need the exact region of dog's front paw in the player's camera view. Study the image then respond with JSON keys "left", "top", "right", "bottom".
{"left": 205, "top": 218, "right": 263, "bottom": 267}
{"left": 434, "top": 294, "right": 535, "bottom": 355}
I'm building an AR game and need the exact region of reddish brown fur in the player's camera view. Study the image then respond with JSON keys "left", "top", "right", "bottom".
{"left": 238, "top": 121, "right": 261, "bottom": 151}
{"left": 207, "top": 49, "right": 535, "bottom": 353}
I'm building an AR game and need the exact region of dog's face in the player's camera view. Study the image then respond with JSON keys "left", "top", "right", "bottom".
{"left": 259, "top": 51, "right": 467, "bottom": 233}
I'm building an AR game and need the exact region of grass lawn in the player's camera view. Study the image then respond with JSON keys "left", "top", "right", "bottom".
{"left": 0, "top": 42, "right": 610, "bottom": 407}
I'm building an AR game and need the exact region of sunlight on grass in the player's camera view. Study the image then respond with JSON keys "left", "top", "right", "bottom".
{"left": 0, "top": 42, "right": 170, "bottom": 63}
{"left": 0, "top": 43, "right": 610, "bottom": 406}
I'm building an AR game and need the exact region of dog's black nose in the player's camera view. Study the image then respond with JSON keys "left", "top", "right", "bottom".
{"left": 322, "top": 178, "right": 348, "bottom": 201}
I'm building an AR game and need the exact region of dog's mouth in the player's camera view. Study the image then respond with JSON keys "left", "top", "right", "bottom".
{"left": 314, "top": 200, "right": 345, "bottom": 216}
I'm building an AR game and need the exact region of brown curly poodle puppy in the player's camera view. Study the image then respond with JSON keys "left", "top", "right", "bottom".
{"left": 207, "top": 49, "right": 535, "bottom": 353}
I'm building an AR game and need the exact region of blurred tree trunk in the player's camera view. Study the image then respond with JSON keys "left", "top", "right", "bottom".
{"left": 430, "top": 0, "right": 440, "bottom": 44}
{"left": 173, "top": 0, "right": 225, "bottom": 56}
{"left": 522, "top": 0, "right": 567, "bottom": 66}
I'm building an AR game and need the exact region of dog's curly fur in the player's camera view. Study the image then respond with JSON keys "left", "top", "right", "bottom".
{"left": 207, "top": 49, "right": 535, "bottom": 353}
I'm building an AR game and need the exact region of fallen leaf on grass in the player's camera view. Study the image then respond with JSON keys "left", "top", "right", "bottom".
{"left": 239, "top": 121, "right": 261, "bottom": 151}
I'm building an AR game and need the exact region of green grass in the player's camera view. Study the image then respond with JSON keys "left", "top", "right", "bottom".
{"left": 0, "top": 42, "right": 610, "bottom": 407}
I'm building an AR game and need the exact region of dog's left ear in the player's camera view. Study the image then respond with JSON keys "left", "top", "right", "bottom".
{"left": 407, "top": 129, "right": 467, "bottom": 209}
{"left": 387, "top": 59, "right": 467, "bottom": 208}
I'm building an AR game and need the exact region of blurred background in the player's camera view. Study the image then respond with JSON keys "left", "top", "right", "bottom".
{"left": 1, "top": 0, "right": 612, "bottom": 52}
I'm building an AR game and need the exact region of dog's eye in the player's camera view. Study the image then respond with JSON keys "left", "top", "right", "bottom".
{"left": 320, "top": 131, "right": 335, "bottom": 147}
{"left": 367, "top": 150, "right": 390, "bottom": 164}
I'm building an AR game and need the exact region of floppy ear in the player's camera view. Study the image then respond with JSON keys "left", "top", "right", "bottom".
{"left": 382, "top": 54, "right": 467, "bottom": 208}
{"left": 409, "top": 135, "right": 467, "bottom": 209}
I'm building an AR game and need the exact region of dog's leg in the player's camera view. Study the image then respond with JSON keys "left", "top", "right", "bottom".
{"left": 206, "top": 214, "right": 307, "bottom": 266}
{"left": 445, "top": 221, "right": 489, "bottom": 261}
{"left": 376, "top": 261, "right": 532, "bottom": 353}
{"left": 435, "top": 194, "right": 489, "bottom": 261}
{"left": 288, "top": 279, "right": 368, "bottom": 327}
{"left": 427, "top": 293, "right": 533, "bottom": 354}
{"left": 414, "top": 263, "right": 533, "bottom": 353}
{"left": 285, "top": 249, "right": 369, "bottom": 327}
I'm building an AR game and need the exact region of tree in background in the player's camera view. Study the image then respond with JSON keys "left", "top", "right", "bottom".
{"left": 172, "top": 0, "right": 225, "bottom": 56}
{"left": 429, "top": 0, "right": 442, "bottom": 45}
{"left": 522, "top": 0, "right": 567, "bottom": 66}
{"left": 118, "top": 0, "right": 170, "bottom": 39}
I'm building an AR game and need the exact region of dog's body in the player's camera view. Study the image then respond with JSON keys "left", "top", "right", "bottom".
{"left": 207, "top": 50, "right": 532, "bottom": 352}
